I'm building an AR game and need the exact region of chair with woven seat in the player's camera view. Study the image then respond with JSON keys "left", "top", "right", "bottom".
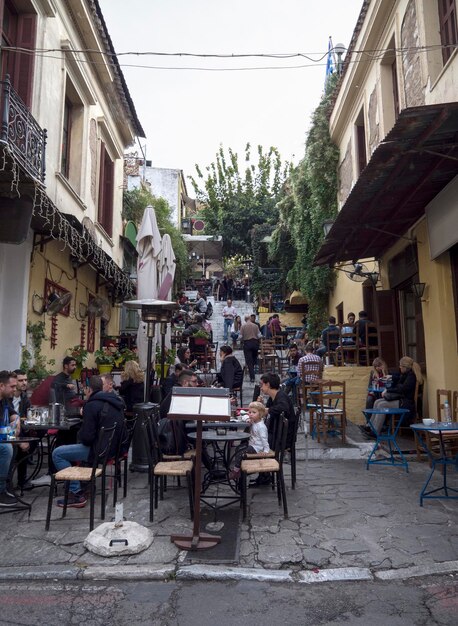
{"left": 45, "top": 424, "right": 117, "bottom": 531}
{"left": 335, "top": 328, "right": 359, "bottom": 365}
{"left": 314, "top": 380, "right": 346, "bottom": 444}
{"left": 259, "top": 339, "right": 278, "bottom": 373}
{"left": 143, "top": 417, "right": 194, "bottom": 522}
{"left": 240, "top": 415, "right": 288, "bottom": 520}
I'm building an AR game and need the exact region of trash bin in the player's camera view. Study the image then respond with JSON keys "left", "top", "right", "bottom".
{"left": 129, "top": 402, "right": 159, "bottom": 472}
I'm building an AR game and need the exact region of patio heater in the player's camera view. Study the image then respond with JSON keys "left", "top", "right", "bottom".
{"left": 124, "top": 299, "right": 178, "bottom": 401}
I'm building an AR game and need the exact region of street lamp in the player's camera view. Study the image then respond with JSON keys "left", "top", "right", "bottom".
{"left": 334, "top": 43, "right": 346, "bottom": 74}
{"left": 124, "top": 299, "right": 178, "bottom": 401}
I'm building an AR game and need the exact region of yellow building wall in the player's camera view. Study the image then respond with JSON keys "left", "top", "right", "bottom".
{"left": 328, "top": 270, "right": 365, "bottom": 321}
{"left": 415, "top": 220, "right": 458, "bottom": 418}
{"left": 322, "top": 365, "right": 371, "bottom": 425}
{"left": 27, "top": 240, "right": 119, "bottom": 371}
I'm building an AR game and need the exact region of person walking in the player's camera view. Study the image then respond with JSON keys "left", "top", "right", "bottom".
{"left": 239, "top": 315, "right": 260, "bottom": 383}
{"left": 222, "top": 298, "right": 237, "bottom": 343}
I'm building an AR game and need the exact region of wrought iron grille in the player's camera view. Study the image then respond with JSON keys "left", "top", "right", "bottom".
{"left": 1, "top": 75, "right": 47, "bottom": 182}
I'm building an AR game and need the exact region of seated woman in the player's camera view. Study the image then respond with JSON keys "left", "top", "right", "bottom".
{"left": 230, "top": 315, "right": 242, "bottom": 347}
{"left": 175, "top": 346, "right": 197, "bottom": 370}
{"left": 340, "top": 312, "right": 356, "bottom": 344}
{"left": 366, "top": 357, "right": 389, "bottom": 409}
{"left": 119, "top": 360, "right": 144, "bottom": 413}
{"left": 216, "top": 345, "right": 244, "bottom": 390}
{"left": 370, "top": 356, "right": 422, "bottom": 434}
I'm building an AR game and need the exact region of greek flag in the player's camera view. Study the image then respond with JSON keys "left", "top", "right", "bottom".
{"left": 325, "top": 37, "right": 334, "bottom": 86}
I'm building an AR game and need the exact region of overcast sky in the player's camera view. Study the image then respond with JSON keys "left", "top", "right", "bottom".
{"left": 100, "top": 0, "right": 363, "bottom": 183}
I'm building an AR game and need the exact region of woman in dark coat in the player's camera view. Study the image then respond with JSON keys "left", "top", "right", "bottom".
{"left": 216, "top": 345, "right": 243, "bottom": 390}
{"left": 119, "top": 360, "right": 144, "bottom": 413}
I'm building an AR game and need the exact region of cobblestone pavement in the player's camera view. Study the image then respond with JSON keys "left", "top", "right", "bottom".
{"left": 1, "top": 300, "right": 456, "bottom": 582}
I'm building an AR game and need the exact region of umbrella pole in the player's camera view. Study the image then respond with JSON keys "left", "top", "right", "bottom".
{"left": 160, "top": 322, "right": 167, "bottom": 381}
{"left": 145, "top": 322, "right": 155, "bottom": 402}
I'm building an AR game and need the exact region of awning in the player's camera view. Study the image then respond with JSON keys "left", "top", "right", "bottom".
{"left": 314, "top": 102, "right": 458, "bottom": 266}
{"left": 183, "top": 234, "right": 223, "bottom": 260}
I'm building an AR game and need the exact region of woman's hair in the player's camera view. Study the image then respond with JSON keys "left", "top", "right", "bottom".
{"left": 220, "top": 345, "right": 233, "bottom": 356}
{"left": 248, "top": 401, "right": 266, "bottom": 418}
{"left": 399, "top": 356, "right": 423, "bottom": 384}
{"left": 121, "top": 360, "right": 144, "bottom": 383}
{"left": 177, "top": 346, "right": 190, "bottom": 363}
{"left": 347, "top": 312, "right": 355, "bottom": 320}
{"left": 372, "top": 357, "right": 388, "bottom": 373}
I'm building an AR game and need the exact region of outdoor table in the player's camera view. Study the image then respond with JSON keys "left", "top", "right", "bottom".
{"left": 411, "top": 422, "right": 458, "bottom": 506}
{"left": 0, "top": 436, "right": 40, "bottom": 516}
{"left": 362, "top": 408, "right": 410, "bottom": 472}
{"left": 187, "top": 430, "right": 250, "bottom": 515}
{"left": 22, "top": 418, "right": 82, "bottom": 482}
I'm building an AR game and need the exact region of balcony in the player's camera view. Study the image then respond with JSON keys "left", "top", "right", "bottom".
{"left": 1, "top": 75, "right": 47, "bottom": 183}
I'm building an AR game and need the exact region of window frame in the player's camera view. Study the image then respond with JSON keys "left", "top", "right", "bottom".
{"left": 438, "top": 0, "right": 458, "bottom": 64}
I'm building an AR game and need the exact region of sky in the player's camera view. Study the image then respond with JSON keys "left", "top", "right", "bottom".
{"left": 100, "top": 0, "right": 363, "bottom": 183}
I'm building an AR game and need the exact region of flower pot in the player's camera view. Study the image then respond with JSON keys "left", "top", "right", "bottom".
{"left": 97, "top": 364, "right": 113, "bottom": 374}
{"left": 72, "top": 366, "right": 82, "bottom": 381}
{"left": 155, "top": 364, "right": 170, "bottom": 380}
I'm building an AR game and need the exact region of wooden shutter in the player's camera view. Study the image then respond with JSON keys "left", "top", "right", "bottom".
{"left": 438, "top": 0, "right": 458, "bottom": 64}
{"left": 13, "top": 13, "right": 36, "bottom": 107}
{"left": 363, "top": 286, "right": 400, "bottom": 369}
{"left": 97, "top": 142, "right": 114, "bottom": 237}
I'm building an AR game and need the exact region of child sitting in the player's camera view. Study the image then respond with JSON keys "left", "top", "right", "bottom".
{"left": 229, "top": 401, "right": 270, "bottom": 480}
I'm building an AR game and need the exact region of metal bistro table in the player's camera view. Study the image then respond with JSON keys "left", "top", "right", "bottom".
{"left": 411, "top": 422, "right": 458, "bottom": 506}
{"left": 187, "top": 428, "right": 250, "bottom": 515}
{"left": 0, "top": 437, "right": 40, "bottom": 516}
{"left": 22, "top": 417, "right": 82, "bottom": 483}
{"left": 363, "top": 408, "right": 410, "bottom": 472}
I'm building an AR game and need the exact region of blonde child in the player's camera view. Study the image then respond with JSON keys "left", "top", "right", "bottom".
{"left": 229, "top": 401, "right": 270, "bottom": 480}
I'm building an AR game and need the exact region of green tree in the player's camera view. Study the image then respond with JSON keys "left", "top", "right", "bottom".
{"left": 190, "top": 144, "right": 290, "bottom": 257}
{"left": 123, "top": 187, "right": 188, "bottom": 286}
{"left": 270, "top": 74, "right": 339, "bottom": 337}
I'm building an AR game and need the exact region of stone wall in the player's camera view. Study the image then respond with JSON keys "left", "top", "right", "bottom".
{"left": 401, "top": 0, "right": 425, "bottom": 107}
{"left": 322, "top": 365, "right": 371, "bottom": 425}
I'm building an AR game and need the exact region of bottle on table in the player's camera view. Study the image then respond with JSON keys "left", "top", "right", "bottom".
{"left": 443, "top": 400, "right": 452, "bottom": 426}
{"left": 0, "top": 406, "right": 9, "bottom": 441}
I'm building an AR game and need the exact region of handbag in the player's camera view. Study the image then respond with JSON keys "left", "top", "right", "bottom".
{"left": 383, "top": 391, "right": 402, "bottom": 402}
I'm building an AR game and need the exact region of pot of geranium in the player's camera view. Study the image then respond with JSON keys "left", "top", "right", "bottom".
{"left": 68, "top": 345, "right": 89, "bottom": 380}
{"left": 94, "top": 348, "right": 115, "bottom": 374}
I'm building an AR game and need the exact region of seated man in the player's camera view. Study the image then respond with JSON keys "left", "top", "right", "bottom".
{"left": 355, "top": 310, "right": 376, "bottom": 345}
{"left": 0, "top": 371, "right": 21, "bottom": 506}
{"left": 51, "top": 356, "right": 84, "bottom": 413}
{"left": 159, "top": 369, "right": 198, "bottom": 420}
{"left": 316, "top": 316, "right": 340, "bottom": 357}
{"left": 51, "top": 375, "right": 125, "bottom": 508}
{"left": 281, "top": 344, "right": 303, "bottom": 395}
{"left": 297, "top": 342, "right": 323, "bottom": 384}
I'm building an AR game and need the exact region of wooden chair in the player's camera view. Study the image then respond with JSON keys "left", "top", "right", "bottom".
{"left": 189, "top": 336, "right": 209, "bottom": 368}
{"left": 335, "top": 328, "right": 359, "bottom": 365}
{"left": 259, "top": 339, "right": 278, "bottom": 373}
{"left": 436, "top": 389, "right": 452, "bottom": 422}
{"left": 361, "top": 323, "right": 380, "bottom": 365}
{"left": 205, "top": 342, "right": 218, "bottom": 370}
{"left": 324, "top": 330, "right": 341, "bottom": 365}
{"left": 143, "top": 417, "right": 194, "bottom": 523}
{"left": 436, "top": 388, "right": 458, "bottom": 457}
{"left": 240, "top": 416, "right": 288, "bottom": 520}
{"left": 45, "top": 424, "right": 117, "bottom": 532}
{"left": 314, "top": 380, "right": 346, "bottom": 444}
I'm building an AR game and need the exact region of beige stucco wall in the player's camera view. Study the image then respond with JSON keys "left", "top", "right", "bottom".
{"left": 328, "top": 270, "right": 366, "bottom": 321}
{"left": 322, "top": 365, "right": 371, "bottom": 425}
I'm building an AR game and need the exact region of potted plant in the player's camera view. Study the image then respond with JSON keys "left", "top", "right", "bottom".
{"left": 118, "top": 347, "right": 139, "bottom": 367}
{"left": 68, "top": 345, "right": 89, "bottom": 380}
{"left": 94, "top": 347, "right": 116, "bottom": 374}
{"left": 21, "top": 321, "right": 56, "bottom": 388}
{"left": 155, "top": 346, "right": 176, "bottom": 380}
{"left": 192, "top": 329, "right": 210, "bottom": 345}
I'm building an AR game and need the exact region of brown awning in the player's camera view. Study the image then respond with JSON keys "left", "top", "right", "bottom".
{"left": 314, "top": 102, "right": 458, "bottom": 266}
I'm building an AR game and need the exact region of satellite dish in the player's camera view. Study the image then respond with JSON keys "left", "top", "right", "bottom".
{"left": 46, "top": 292, "right": 72, "bottom": 315}
{"left": 88, "top": 295, "right": 111, "bottom": 322}
{"left": 344, "top": 262, "right": 370, "bottom": 282}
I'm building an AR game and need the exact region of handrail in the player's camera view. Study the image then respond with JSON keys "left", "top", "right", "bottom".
{"left": 1, "top": 75, "right": 47, "bottom": 182}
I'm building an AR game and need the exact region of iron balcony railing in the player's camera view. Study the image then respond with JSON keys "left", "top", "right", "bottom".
{"left": 1, "top": 74, "right": 47, "bottom": 182}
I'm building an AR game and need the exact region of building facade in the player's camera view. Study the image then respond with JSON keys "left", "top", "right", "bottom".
{"left": 0, "top": 0, "right": 143, "bottom": 371}
{"left": 315, "top": 0, "right": 458, "bottom": 416}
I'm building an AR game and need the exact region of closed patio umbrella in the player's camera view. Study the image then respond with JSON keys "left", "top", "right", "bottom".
{"left": 157, "top": 233, "right": 176, "bottom": 379}
{"left": 136, "top": 206, "right": 162, "bottom": 371}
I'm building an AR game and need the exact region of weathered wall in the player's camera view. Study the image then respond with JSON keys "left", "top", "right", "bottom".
{"left": 401, "top": 0, "right": 425, "bottom": 107}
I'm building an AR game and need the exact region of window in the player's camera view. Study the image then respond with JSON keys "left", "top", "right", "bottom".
{"left": 97, "top": 142, "right": 114, "bottom": 237}
{"left": 0, "top": 1, "right": 36, "bottom": 107}
{"left": 438, "top": 0, "right": 458, "bottom": 64}
{"left": 355, "top": 108, "right": 367, "bottom": 175}
{"left": 380, "top": 37, "right": 399, "bottom": 135}
{"left": 60, "top": 77, "right": 84, "bottom": 192}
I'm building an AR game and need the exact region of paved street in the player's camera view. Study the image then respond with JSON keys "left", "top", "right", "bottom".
{"left": 1, "top": 575, "right": 457, "bottom": 625}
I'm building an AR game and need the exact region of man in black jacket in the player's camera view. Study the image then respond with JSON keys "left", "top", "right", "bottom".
{"left": 51, "top": 375, "right": 125, "bottom": 508}
{"left": 260, "top": 372, "right": 297, "bottom": 449}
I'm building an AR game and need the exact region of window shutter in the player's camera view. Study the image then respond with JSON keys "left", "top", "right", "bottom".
{"left": 103, "top": 154, "right": 114, "bottom": 236}
{"left": 13, "top": 13, "right": 36, "bottom": 107}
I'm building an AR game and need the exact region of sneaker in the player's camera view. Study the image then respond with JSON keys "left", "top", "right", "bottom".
{"left": 0, "top": 492, "right": 18, "bottom": 506}
{"left": 31, "top": 474, "right": 51, "bottom": 487}
{"left": 57, "top": 491, "right": 87, "bottom": 508}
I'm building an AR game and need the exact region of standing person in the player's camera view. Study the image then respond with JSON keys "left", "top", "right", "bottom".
{"left": 51, "top": 356, "right": 84, "bottom": 413}
{"left": 222, "top": 298, "right": 237, "bottom": 343}
{"left": 119, "top": 361, "right": 144, "bottom": 412}
{"left": 216, "top": 346, "right": 243, "bottom": 390}
{"left": 0, "top": 371, "right": 20, "bottom": 506}
{"left": 229, "top": 402, "right": 270, "bottom": 480}
{"left": 370, "top": 356, "right": 422, "bottom": 434}
{"left": 51, "top": 375, "right": 125, "bottom": 508}
{"left": 239, "top": 315, "right": 261, "bottom": 383}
